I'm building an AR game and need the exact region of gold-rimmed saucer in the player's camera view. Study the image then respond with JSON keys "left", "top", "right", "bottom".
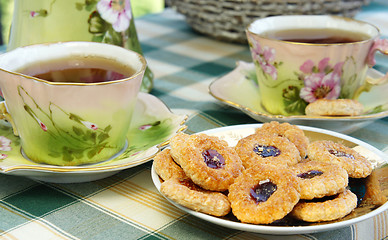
{"left": 0, "top": 92, "right": 187, "bottom": 183}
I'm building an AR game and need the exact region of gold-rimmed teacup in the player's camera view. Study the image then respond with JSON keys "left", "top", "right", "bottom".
{"left": 246, "top": 15, "right": 388, "bottom": 116}
{"left": 0, "top": 42, "right": 146, "bottom": 166}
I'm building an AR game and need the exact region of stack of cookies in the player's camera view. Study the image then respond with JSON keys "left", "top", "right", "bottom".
{"left": 154, "top": 121, "right": 383, "bottom": 224}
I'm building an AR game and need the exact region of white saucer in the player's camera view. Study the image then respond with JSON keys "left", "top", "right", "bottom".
{"left": 0, "top": 92, "right": 187, "bottom": 183}
{"left": 209, "top": 61, "right": 388, "bottom": 134}
{"left": 152, "top": 124, "right": 388, "bottom": 235}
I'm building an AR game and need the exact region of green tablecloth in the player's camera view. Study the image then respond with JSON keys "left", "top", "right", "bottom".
{"left": 1, "top": 2, "right": 387, "bottom": 239}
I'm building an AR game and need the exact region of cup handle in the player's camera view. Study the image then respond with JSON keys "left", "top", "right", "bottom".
{"left": 366, "top": 38, "right": 388, "bottom": 85}
{"left": 0, "top": 102, "right": 19, "bottom": 136}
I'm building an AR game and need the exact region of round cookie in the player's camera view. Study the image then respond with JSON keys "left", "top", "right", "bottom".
{"left": 169, "top": 132, "right": 189, "bottom": 165}
{"left": 305, "top": 99, "right": 364, "bottom": 116}
{"left": 169, "top": 133, "right": 244, "bottom": 191}
{"left": 290, "top": 160, "right": 349, "bottom": 200}
{"left": 307, "top": 140, "right": 373, "bottom": 178}
{"left": 235, "top": 133, "right": 301, "bottom": 168}
{"left": 228, "top": 163, "right": 300, "bottom": 224}
{"left": 160, "top": 177, "right": 231, "bottom": 217}
{"left": 290, "top": 189, "right": 357, "bottom": 222}
{"left": 153, "top": 148, "right": 187, "bottom": 181}
{"left": 256, "top": 121, "right": 309, "bottom": 158}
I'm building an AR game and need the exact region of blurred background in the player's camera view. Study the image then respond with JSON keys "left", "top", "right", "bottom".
{"left": 0, "top": 0, "right": 166, "bottom": 46}
{"left": 0, "top": 0, "right": 386, "bottom": 46}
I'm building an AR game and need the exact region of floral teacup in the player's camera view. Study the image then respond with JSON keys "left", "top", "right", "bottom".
{"left": 7, "top": 0, "right": 153, "bottom": 92}
{"left": 0, "top": 42, "right": 146, "bottom": 166}
{"left": 246, "top": 15, "right": 388, "bottom": 116}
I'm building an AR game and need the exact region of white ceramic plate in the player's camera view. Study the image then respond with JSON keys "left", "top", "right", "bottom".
{"left": 209, "top": 61, "right": 388, "bottom": 134}
{"left": 0, "top": 92, "right": 187, "bottom": 183}
{"left": 151, "top": 124, "right": 388, "bottom": 235}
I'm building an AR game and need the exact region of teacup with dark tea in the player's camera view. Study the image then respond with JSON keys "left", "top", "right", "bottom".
{"left": 0, "top": 42, "right": 146, "bottom": 166}
{"left": 246, "top": 15, "right": 388, "bottom": 116}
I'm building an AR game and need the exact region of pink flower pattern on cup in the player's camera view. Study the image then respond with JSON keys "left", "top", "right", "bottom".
{"left": 81, "top": 121, "right": 99, "bottom": 130}
{"left": 97, "top": 0, "right": 132, "bottom": 32}
{"left": 139, "top": 124, "right": 152, "bottom": 131}
{"left": 0, "top": 136, "right": 12, "bottom": 160}
{"left": 39, "top": 121, "right": 48, "bottom": 132}
{"left": 299, "top": 58, "right": 344, "bottom": 103}
{"left": 250, "top": 38, "right": 278, "bottom": 80}
{"left": 29, "top": 9, "right": 47, "bottom": 18}
{"left": 0, "top": 136, "right": 11, "bottom": 151}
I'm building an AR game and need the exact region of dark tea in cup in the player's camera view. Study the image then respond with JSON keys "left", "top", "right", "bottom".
{"left": 261, "top": 28, "right": 371, "bottom": 44}
{"left": 16, "top": 56, "right": 136, "bottom": 83}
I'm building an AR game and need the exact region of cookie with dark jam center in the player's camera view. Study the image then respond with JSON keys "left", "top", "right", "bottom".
{"left": 228, "top": 163, "right": 300, "bottom": 224}
{"left": 253, "top": 145, "right": 281, "bottom": 158}
{"left": 202, "top": 149, "right": 225, "bottom": 169}
{"left": 250, "top": 180, "right": 277, "bottom": 203}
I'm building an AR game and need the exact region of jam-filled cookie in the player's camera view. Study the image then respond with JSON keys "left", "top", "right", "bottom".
{"left": 153, "top": 148, "right": 187, "bottom": 181}
{"left": 305, "top": 99, "right": 364, "bottom": 116}
{"left": 228, "top": 163, "right": 300, "bottom": 224}
{"left": 290, "top": 189, "right": 357, "bottom": 222}
{"left": 169, "top": 133, "right": 244, "bottom": 191}
{"left": 256, "top": 121, "right": 309, "bottom": 158}
{"left": 160, "top": 177, "right": 231, "bottom": 217}
{"left": 307, "top": 140, "right": 373, "bottom": 178}
{"left": 290, "top": 160, "right": 348, "bottom": 200}
{"left": 235, "top": 133, "right": 301, "bottom": 168}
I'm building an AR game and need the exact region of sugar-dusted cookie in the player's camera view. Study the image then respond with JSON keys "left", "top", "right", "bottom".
{"left": 228, "top": 163, "right": 300, "bottom": 224}
{"left": 290, "top": 189, "right": 357, "bottom": 222}
{"left": 308, "top": 140, "right": 373, "bottom": 178}
{"left": 169, "top": 133, "right": 244, "bottom": 191}
{"left": 305, "top": 99, "right": 364, "bottom": 116}
{"left": 153, "top": 148, "right": 187, "bottom": 181}
{"left": 290, "top": 160, "right": 348, "bottom": 199}
{"left": 235, "top": 133, "right": 301, "bottom": 168}
{"left": 160, "top": 177, "right": 231, "bottom": 217}
{"left": 256, "top": 121, "right": 309, "bottom": 158}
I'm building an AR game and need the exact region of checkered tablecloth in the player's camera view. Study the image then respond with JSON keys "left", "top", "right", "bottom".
{"left": 1, "top": 1, "right": 388, "bottom": 239}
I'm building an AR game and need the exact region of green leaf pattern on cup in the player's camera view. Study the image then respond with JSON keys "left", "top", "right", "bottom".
{"left": 0, "top": 104, "right": 183, "bottom": 164}
{"left": 282, "top": 85, "right": 308, "bottom": 115}
{"left": 17, "top": 85, "right": 114, "bottom": 162}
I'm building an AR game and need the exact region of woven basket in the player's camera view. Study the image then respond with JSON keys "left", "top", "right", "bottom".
{"left": 166, "top": 0, "right": 372, "bottom": 43}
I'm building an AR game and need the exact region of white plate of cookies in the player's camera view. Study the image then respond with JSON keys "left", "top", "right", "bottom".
{"left": 151, "top": 122, "right": 388, "bottom": 235}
